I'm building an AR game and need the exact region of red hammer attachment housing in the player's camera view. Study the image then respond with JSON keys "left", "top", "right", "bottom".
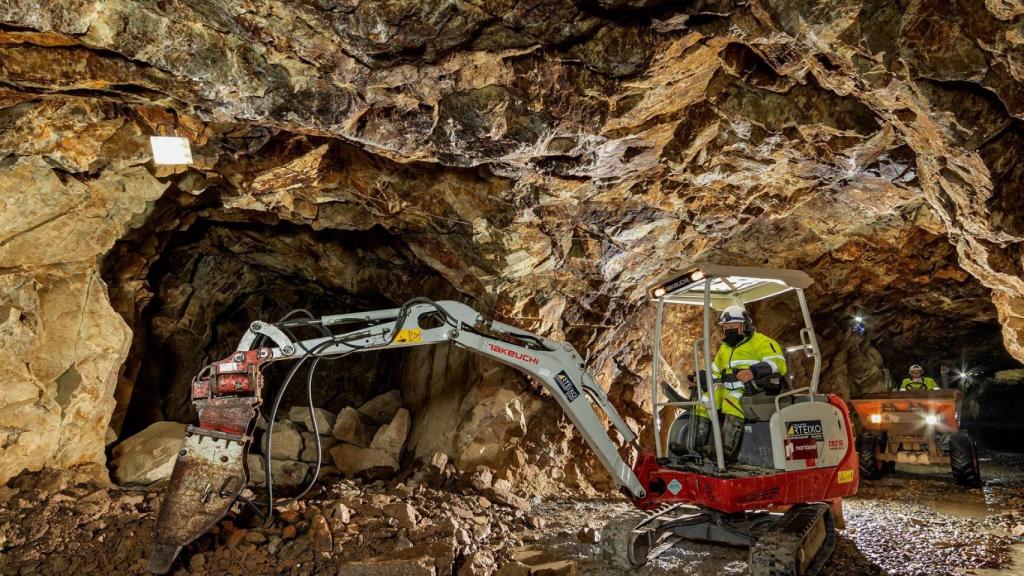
{"left": 147, "top": 348, "right": 271, "bottom": 574}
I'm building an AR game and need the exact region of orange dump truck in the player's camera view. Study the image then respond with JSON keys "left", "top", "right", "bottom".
{"left": 849, "top": 389, "right": 981, "bottom": 486}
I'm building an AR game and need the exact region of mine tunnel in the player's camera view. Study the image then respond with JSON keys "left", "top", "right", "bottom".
{"left": 2, "top": 2, "right": 1024, "bottom": 576}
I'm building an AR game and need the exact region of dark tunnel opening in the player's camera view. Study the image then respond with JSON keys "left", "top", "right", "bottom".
{"left": 100, "top": 191, "right": 467, "bottom": 443}
{"left": 825, "top": 294, "right": 1023, "bottom": 451}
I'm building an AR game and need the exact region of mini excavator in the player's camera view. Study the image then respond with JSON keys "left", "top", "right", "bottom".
{"left": 148, "top": 264, "right": 859, "bottom": 576}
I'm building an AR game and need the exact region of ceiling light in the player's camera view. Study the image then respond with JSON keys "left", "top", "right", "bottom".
{"left": 869, "top": 414, "right": 881, "bottom": 424}
{"left": 653, "top": 288, "right": 666, "bottom": 298}
{"left": 150, "top": 136, "right": 193, "bottom": 165}
{"left": 854, "top": 316, "right": 864, "bottom": 323}
{"left": 690, "top": 270, "right": 705, "bottom": 281}
{"left": 925, "top": 414, "right": 939, "bottom": 425}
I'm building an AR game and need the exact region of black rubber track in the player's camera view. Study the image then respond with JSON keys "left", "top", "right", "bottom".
{"left": 748, "top": 503, "right": 835, "bottom": 576}
{"left": 949, "top": 431, "right": 982, "bottom": 487}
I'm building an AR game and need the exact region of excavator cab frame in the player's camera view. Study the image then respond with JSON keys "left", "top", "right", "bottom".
{"left": 599, "top": 264, "right": 859, "bottom": 575}
{"left": 646, "top": 264, "right": 821, "bottom": 471}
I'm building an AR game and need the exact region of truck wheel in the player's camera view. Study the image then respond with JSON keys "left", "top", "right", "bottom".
{"left": 857, "top": 432, "right": 881, "bottom": 480}
{"left": 949, "top": 432, "right": 981, "bottom": 487}
{"left": 878, "top": 433, "right": 895, "bottom": 474}
{"left": 939, "top": 432, "right": 952, "bottom": 454}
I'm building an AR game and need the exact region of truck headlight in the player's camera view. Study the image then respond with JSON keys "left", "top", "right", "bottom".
{"left": 925, "top": 414, "right": 939, "bottom": 425}
{"left": 869, "top": 414, "right": 882, "bottom": 424}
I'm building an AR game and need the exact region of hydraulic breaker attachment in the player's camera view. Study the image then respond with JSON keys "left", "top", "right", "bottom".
{"left": 147, "top": 349, "right": 269, "bottom": 574}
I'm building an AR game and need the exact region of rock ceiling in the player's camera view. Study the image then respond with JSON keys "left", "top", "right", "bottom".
{"left": 1, "top": 0, "right": 1023, "bottom": 484}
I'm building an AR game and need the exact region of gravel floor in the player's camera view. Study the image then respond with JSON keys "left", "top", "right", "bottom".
{"left": 0, "top": 451, "right": 1020, "bottom": 575}
{"left": 526, "top": 450, "right": 1024, "bottom": 576}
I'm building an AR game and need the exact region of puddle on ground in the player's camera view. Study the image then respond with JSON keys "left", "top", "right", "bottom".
{"left": 926, "top": 497, "right": 993, "bottom": 518}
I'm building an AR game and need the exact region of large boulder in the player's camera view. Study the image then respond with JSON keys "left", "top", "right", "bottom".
{"left": 247, "top": 453, "right": 266, "bottom": 485}
{"left": 332, "top": 407, "right": 370, "bottom": 447}
{"left": 329, "top": 444, "right": 398, "bottom": 478}
{"left": 300, "top": 432, "right": 338, "bottom": 463}
{"left": 370, "top": 408, "right": 410, "bottom": 461}
{"left": 459, "top": 550, "right": 497, "bottom": 576}
{"left": 267, "top": 421, "right": 303, "bottom": 460}
{"left": 111, "top": 421, "right": 186, "bottom": 485}
{"left": 358, "top": 390, "right": 402, "bottom": 425}
{"left": 382, "top": 502, "right": 420, "bottom": 530}
{"left": 270, "top": 460, "right": 311, "bottom": 487}
{"left": 288, "top": 406, "right": 336, "bottom": 434}
{"left": 248, "top": 457, "right": 310, "bottom": 487}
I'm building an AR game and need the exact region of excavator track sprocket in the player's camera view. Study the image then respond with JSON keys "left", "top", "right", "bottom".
{"left": 748, "top": 503, "right": 835, "bottom": 576}
{"left": 600, "top": 504, "right": 686, "bottom": 569}
{"left": 601, "top": 510, "right": 653, "bottom": 569}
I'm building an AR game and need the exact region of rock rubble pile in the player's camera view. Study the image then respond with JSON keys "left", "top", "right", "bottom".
{"left": 110, "top": 390, "right": 422, "bottom": 489}
{"left": 0, "top": 461, "right": 553, "bottom": 576}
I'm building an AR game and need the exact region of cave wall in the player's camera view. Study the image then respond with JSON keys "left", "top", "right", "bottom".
{"left": 1, "top": 1, "right": 1024, "bottom": 486}
{"left": 106, "top": 217, "right": 428, "bottom": 435}
{"left": 0, "top": 151, "right": 162, "bottom": 483}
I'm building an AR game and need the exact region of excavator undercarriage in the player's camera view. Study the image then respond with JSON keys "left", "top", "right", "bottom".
{"left": 601, "top": 502, "right": 836, "bottom": 576}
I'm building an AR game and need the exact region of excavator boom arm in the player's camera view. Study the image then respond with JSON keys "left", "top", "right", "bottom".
{"left": 148, "top": 299, "right": 644, "bottom": 573}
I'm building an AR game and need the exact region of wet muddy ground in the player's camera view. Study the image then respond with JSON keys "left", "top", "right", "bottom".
{"left": 525, "top": 450, "right": 1024, "bottom": 576}
{"left": 0, "top": 451, "right": 1021, "bottom": 575}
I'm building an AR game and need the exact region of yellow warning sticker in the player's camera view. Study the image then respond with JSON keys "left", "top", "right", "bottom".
{"left": 395, "top": 329, "right": 421, "bottom": 344}
{"left": 837, "top": 469, "right": 854, "bottom": 484}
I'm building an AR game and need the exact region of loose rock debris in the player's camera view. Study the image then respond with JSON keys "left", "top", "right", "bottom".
{"left": 2, "top": 453, "right": 1023, "bottom": 575}
{"left": 0, "top": 466, "right": 541, "bottom": 576}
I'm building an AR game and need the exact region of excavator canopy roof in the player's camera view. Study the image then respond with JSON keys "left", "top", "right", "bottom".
{"left": 647, "top": 263, "right": 813, "bottom": 309}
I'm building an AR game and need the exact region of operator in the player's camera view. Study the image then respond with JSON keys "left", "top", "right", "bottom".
{"left": 692, "top": 305, "right": 787, "bottom": 461}
{"left": 900, "top": 364, "right": 938, "bottom": 391}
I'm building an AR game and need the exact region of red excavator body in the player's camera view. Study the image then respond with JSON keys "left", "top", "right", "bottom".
{"left": 632, "top": 394, "right": 859, "bottom": 514}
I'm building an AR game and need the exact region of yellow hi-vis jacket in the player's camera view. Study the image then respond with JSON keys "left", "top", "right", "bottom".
{"left": 900, "top": 377, "right": 937, "bottom": 391}
{"left": 711, "top": 332, "right": 788, "bottom": 391}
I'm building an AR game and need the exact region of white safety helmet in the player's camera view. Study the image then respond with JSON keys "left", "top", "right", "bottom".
{"left": 718, "top": 305, "right": 748, "bottom": 324}
{"left": 718, "top": 305, "right": 753, "bottom": 336}
{"left": 909, "top": 364, "right": 923, "bottom": 373}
